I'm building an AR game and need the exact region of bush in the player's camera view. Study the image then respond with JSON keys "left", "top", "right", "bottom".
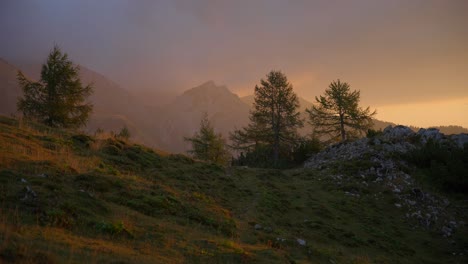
{"left": 366, "top": 128, "right": 382, "bottom": 138}
{"left": 232, "top": 137, "right": 321, "bottom": 168}
{"left": 292, "top": 137, "right": 322, "bottom": 165}
{"left": 406, "top": 139, "right": 467, "bottom": 193}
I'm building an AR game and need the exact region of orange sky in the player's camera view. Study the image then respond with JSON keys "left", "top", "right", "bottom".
{"left": 1, "top": 0, "right": 467, "bottom": 127}
{"left": 373, "top": 97, "right": 468, "bottom": 128}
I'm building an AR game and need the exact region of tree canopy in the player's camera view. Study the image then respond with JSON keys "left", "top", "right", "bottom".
{"left": 230, "top": 70, "right": 302, "bottom": 165}
{"left": 185, "top": 114, "right": 230, "bottom": 165}
{"left": 307, "top": 79, "right": 375, "bottom": 142}
{"left": 17, "top": 46, "right": 93, "bottom": 128}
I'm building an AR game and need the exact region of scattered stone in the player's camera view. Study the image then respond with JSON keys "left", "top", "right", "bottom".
{"left": 20, "top": 178, "right": 27, "bottom": 183}
{"left": 303, "top": 125, "right": 466, "bottom": 238}
{"left": 442, "top": 226, "right": 452, "bottom": 237}
{"left": 448, "top": 221, "right": 457, "bottom": 228}
{"left": 21, "top": 186, "right": 37, "bottom": 200}
{"left": 254, "top": 224, "right": 262, "bottom": 230}
{"left": 26, "top": 186, "right": 36, "bottom": 197}
{"left": 296, "top": 238, "right": 307, "bottom": 246}
{"left": 37, "top": 173, "right": 48, "bottom": 178}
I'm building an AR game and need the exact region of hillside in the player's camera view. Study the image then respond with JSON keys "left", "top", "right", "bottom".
{"left": 0, "top": 115, "right": 466, "bottom": 263}
{"left": 0, "top": 60, "right": 159, "bottom": 147}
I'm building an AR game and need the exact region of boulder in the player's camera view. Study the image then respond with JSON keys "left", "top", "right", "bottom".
{"left": 383, "top": 125, "right": 415, "bottom": 140}
{"left": 417, "top": 128, "right": 443, "bottom": 143}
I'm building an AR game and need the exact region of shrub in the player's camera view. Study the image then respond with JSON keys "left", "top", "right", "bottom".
{"left": 406, "top": 139, "right": 467, "bottom": 193}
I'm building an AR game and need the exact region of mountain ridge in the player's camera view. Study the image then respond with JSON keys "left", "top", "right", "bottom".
{"left": 1, "top": 58, "right": 467, "bottom": 154}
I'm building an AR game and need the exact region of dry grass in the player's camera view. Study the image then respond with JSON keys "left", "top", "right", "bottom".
{"left": 0, "top": 115, "right": 467, "bottom": 264}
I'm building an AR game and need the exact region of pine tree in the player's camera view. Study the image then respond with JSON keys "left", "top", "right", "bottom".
{"left": 306, "top": 79, "right": 376, "bottom": 142}
{"left": 17, "top": 45, "right": 93, "bottom": 128}
{"left": 231, "top": 70, "right": 302, "bottom": 165}
{"left": 185, "top": 114, "right": 230, "bottom": 165}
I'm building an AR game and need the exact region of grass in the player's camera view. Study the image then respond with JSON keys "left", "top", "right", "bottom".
{"left": 0, "top": 115, "right": 466, "bottom": 263}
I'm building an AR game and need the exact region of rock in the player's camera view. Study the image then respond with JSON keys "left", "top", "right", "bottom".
{"left": 26, "top": 186, "right": 37, "bottom": 197}
{"left": 383, "top": 125, "right": 414, "bottom": 140}
{"left": 276, "top": 237, "right": 286, "bottom": 242}
{"left": 20, "top": 178, "right": 27, "bottom": 183}
{"left": 296, "top": 238, "right": 307, "bottom": 246}
{"left": 254, "top": 224, "right": 262, "bottom": 230}
{"left": 395, "top": 203, "right": 402, "bottom": 208}
{"left": 450, "top": 133, "right": 468, "bottom": 148}
{"left": 441, "top": 226, "right": 452, "bottom": 237}
{"left": 448, "top": 221, "right": 457, "bottom": 228}
{"left": 37, "top": 173, "right": 48, "bottom": 178}
{"left": 418, "top": 128, "right": 443, "bottom": 143}
{"left": 21, "top": 186, "right": 37, "bottom": 200}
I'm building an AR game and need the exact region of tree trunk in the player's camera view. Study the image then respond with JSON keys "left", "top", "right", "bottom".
{"left": 273, "top": 134, "right": 279, "bottom": 165}
{"left": 339, "top": 114, "right": 346, "bottom": 141}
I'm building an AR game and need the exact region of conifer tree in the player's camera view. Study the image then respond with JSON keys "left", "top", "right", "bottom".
{"left": 17, "top": 45, "right": 93, "bottom": 128}
{"left": 307, "top": 79, "right": 376, "bottom": 142}
{"left": 231, "top": 70, "right": 302, "bottom": 165}
{"left": 185, "top": 114, "right": 230, "bottom": 165}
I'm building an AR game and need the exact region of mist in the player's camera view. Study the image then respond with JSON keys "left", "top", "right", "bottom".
{"left": 1, "top": 0, "right": 467, "bottom": 126}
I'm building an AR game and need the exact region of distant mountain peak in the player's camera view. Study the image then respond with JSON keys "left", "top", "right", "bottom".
{"left": 184, "top": 80, "right": 229, "bottom": 94}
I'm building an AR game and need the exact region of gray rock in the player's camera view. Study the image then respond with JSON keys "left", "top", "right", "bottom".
{"left": 450, "top": 133, "right": 468, "bottom": 148}
{"left": 442, "top": 226, "right": 452, "bottom": 237}
{"left": 254, "top": 224, "right": 262, "bottom": 230}
{"left": 296, "top": 238, "right": 307, "bottom": 246}
{"left": 418, "top": 128, "right": 443, "bottom": 143}
{"left": 383, "top": 125, "right": 415, "bottom": 140}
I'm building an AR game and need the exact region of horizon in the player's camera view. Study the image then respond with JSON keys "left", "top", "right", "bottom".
{"left": 1, "top": 0, "right": 467, "bottom": 128}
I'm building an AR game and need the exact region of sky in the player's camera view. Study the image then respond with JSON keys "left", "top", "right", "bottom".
{"left": 1, "top": 0, "right": 467, "bottom": 127}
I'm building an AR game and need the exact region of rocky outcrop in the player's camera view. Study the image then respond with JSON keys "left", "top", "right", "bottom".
{"left": 304, "top": 125, "right": 467, "bottom": 238}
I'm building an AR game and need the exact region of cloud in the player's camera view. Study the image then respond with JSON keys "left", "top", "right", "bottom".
{"left": 0, "top": 0, "right": 467, "bottom": 108}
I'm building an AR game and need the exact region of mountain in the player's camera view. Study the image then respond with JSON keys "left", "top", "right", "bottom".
{"left": 0, "top": 60, "right": 160, "bottom": 146}
{"left": 154, "top": 81, "right": 250, "bottom": 153}
{"left": 2, "top": 58, "right": 467, "bottom": 154}
{"left": 0, "top": 59, "right": 21, "bottom": 115}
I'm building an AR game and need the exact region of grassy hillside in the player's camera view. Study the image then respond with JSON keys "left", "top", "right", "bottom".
{"left": 0, "top": 116, "right": 466, "bottom": 263}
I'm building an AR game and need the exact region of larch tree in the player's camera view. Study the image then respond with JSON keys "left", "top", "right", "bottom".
{"left": 230, "top": 70, "right": 303, "bottom": 165}
{"left": 306, "top": 79, "right": 376, "bottom": 142}
{"left": 17, "top": 45, "right": 93, "bottom": 129}
{"left": 185, "top": 114, "right": 230, "bottom": 165}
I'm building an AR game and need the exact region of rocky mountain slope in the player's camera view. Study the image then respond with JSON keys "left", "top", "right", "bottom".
{"left": 305, "top": 126, "right": 468, "bottom": 240}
